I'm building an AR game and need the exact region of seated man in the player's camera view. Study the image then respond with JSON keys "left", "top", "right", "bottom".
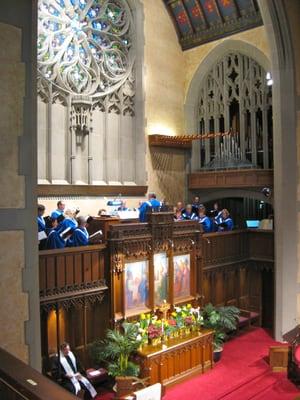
{"left": 217, "top": 209, "right": 234, "bottom": 231}
{"left": 51, "top": 342, "right": 97, "bottom": 399}
{"left": 67, "top": 216, "right": 89, "bottom": 247}
{"left": 181, "top": 204, "right": 198, "bottom": 220}
{"left": 51, "top": 200, "right": 66, "bottom": 220}
{"left": 139, "top": 192, "right": 162, "bottom": 222}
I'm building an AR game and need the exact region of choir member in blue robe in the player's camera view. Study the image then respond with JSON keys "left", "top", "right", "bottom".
{"left": 182, "top": 204, "right": 198, "bottom": 220}
{"left": 37, "top": 204, "right": 46, "bottom": 232}
{"left": 218, "top": 209, "right": 234, "bottom": 231}
{"left": 139, "top": 193, "right": 162, "bottom": 222}
{"left": 56, "top": 208, "right": 78, "bottom": 236}
{"left": 67, "top": 216, "right": 89, "bottom": 247}
{"left": 38, "top": 204, "right": 48, "bottom": 250}
{"left": 198, "top": 206, "right": 212, "bottom": 233}
{"left": 192, "top": 196, "right": 203, "bottom": 217}
{"left": 51, "top": 200, "right": 65, "bottom": 219}
{"left": 46, "top": 227, "right": 66, "bottom": 250}
{"left": 45, "top": 217, "right": 65, "bottom": 249}
{"left": 208, "top": 202, "right": 222, "bottom": 231}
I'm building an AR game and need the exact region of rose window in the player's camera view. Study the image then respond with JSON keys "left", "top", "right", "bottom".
{"left": 37, "top": 0, "right": 134, "bottom": 97}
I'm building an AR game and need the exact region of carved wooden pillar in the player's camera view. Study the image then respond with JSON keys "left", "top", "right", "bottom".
{"left": 262, "top": 105, "right": 269, "bottom": 169}
{"left": 250, "top": 107, "right": 257, "bottom": 166}
{"left": 239, "top": 107, "right": 246, "bottom": 160}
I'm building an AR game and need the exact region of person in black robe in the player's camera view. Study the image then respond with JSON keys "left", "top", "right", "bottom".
{"left": 51, "top": 343, "right": 96, "bottom": 399}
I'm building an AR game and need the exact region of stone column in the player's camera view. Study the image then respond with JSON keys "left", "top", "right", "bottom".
{"left": 0, "top": 0, "right": 41, "bottom": 370}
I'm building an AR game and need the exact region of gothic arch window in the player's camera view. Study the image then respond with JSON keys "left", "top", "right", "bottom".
{"left": 197, "top": 52, "right": 273, "bottom": 170}
{"left": 37, "top": 0, "right": 145, "bottom": 186}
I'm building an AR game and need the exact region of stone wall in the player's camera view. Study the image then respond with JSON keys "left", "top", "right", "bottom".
{"left": 0, "top": 1, "right": 41, "bottom": 370}
{"left": 142, "top": 0, "right": 186, "bottom": 204}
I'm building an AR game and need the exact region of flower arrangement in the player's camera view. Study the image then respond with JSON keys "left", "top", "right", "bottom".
{"left": 148, "top": 324, "right": 162, "bottom": 339}
{"left": 131, "top": 304, "right": 204, "bottom": 346}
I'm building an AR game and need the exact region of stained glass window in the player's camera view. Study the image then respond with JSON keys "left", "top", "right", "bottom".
{"left": 38, "top": 0, "right": 134, "bottom": 97}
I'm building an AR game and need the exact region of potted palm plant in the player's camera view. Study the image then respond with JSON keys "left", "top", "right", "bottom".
{"left": 202, "top": 303, "right": 240, "bottom": 362}
{"left": 90, "top": 322, "right": 141, "bottom": 395}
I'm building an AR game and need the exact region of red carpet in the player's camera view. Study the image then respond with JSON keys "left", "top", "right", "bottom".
{"left": 95, "top": 328, "right": 300, "bottom": 400}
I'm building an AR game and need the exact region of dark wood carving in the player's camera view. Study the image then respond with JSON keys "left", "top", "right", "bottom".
{"left": 108, "top": 214, "right": 201, "bottom": 321}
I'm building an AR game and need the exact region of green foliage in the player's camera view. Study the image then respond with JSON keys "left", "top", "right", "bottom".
{"left": 202, "top": 303, "right": 240, "bottom": 350}
{"left": 90, "top": 322, "right": 140, "bottom": 378}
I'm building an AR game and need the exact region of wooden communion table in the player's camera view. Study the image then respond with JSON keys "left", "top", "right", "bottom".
{"left": 137, "top": 329, "right": 214, "bottom": 387}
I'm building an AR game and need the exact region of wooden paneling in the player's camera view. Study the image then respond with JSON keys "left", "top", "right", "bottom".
{"left": 39, "top": 244, "right": 107, "bottom": 297}
{"left": 39, "top": 244, "right": 109, "bottom": 367}
{"left": 188, "top": 169, "right": 273, "bottom": 189}
{"left": 138, "top": 330, "right": 213, "bottom": 387}
{"left": 201, "top": 230, "right": 274, "bottom": 316}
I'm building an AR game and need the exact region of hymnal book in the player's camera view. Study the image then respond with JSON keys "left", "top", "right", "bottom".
{"left": 89, "top": 230, "right": 103, "bottom": 239}
{"left": 60, "top": 227, "right": 72, "bottom": 240}
{"left": 38, "top": 231, "right": 47, "bottom": 241}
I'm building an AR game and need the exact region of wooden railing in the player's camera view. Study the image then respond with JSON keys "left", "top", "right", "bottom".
{"left": 39, "top": 244, "right": 108, "bottom": 305}
{"left": 0, "top": 348, "right": 77, "bottom": 400}
{"left": 202, "top": 229, "right": 274, "bottom": 267}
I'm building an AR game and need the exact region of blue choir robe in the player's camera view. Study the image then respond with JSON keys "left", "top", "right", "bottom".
{"left": 199, "top": 215, "right": 212, "bottom": 233}
{"left": 139, "top": 199, "right": 162, "bottom": 222}
{"left": 51, "top": 209, "right": 64, "bottom": 219}
{"left": 37, "top": 216, "right": 46, "bottom": 232}
{"left": 181, "top": 212, "right": 198, "bottom": 221}
{"left": 214, "top": 211, "right": 223, "bottom": 225}
{"left": 56, "top": 217, "right": 78, "bottom": 235}
{"left": 67, "top": 227, "right": 89, "bottom": 247}
{"left": 46, "top": 229, "right": 65, "bottom": 249}
{"left": 218, "top": 217, "right": 233, "bottom": 231}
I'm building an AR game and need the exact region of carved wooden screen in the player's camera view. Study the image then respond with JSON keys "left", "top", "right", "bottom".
{"left": 198, "top": 52, "right": 273, "bottom": 170}
{"left": 109, "top": 214, "right": 201, "bottom": 321}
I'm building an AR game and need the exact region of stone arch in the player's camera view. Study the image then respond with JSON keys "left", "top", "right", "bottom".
{"left": 184, "top": 39, "right": 271, "bottom": 135}
{"left": 258, "top": 0, "right": 299, "bottom": 340}
{"left": 184, "top": 39, "right": 271, "bottom": 171}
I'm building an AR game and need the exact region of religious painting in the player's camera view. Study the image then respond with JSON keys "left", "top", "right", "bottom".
{"left": 173, "top": 254, "right": 191, "bottom": 300}
{"left": 124, "top": 260, "right": 149, "bottom": 313}
{"left": 154, "top": 253, "right": 169, "bottom": 306}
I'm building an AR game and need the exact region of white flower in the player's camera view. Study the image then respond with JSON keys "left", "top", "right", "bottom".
{"left": 175, "top": 307, "right": 181, "bottom": 313}
{"left": 136, "top": 334, "right": 142, "bottom": 341}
